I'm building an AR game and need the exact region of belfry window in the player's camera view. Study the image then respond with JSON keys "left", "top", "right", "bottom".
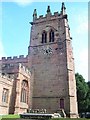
{"left": 21, "top": 80, "right": 28, "bottom": 103}
{"left": 42, "top": 31, "right": 47, "bottom": 43}
{"left": 49, "top": 29, "right": 54, "bottom": 42}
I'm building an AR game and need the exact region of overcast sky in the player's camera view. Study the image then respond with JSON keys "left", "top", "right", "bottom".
{"left": 0, "top": 1, "right": 88, "bottom": 81}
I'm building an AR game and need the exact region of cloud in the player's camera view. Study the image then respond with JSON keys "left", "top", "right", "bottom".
{"left": 79, "top": 48, "right": 88, "bottom": 81}
{"left": 77, "top": 15, "right": 88, "bottom": 34}
{"left": 12, "top": 0, "right": 90, "bottom": 2}
{"left": 73, "top": 12, "right": 88, "bottom": 82}
{"left": 75, "top": 48, "right": 88, "bottom": 82}
{"left": 13, "top": 0, "right": 32, "bottom": 6}
{"left": 1, "top": 0, "right": 33, "bottom": 6}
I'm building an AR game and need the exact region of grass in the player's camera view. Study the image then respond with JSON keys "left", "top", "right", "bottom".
{"left": 0, "top": 115, "right": 90, "bottom": 120}
{"left": 0, "top": 114, "right": 20, "bottom": 120}
{"left": 2, "top": 114, "right": 20, "bottom": 118}
{"left": 1, "top": 116, "right": 90, "bottom": 120}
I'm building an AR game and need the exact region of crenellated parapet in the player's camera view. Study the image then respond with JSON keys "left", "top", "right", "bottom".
{"left": 0, "top": 55, "right": 28, "bottom": 67}
{"left": 1, "top": 55, "right": 28, "bottom": 61}
{"left": 30, "top": 3, "right": 67, "bottom": 25}
{"left": 30, "top": 11, "right": 62, "bottom": 25}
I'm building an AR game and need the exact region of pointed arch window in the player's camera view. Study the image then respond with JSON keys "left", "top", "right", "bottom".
{"left": 49, "top": 29, "right": 54, "bottom": 42}
{"left": 2, "top": 88, "right": 9, "bottom": 103}
{"left": 42, "top": 31, "right": 47, "bottom": 43}
{"left": 21, "top": 80, "right": 28, "bottom": 103}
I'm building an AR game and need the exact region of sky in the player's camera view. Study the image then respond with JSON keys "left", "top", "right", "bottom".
{"left": 0, "top": 1, "right": 88, "bottom": 81}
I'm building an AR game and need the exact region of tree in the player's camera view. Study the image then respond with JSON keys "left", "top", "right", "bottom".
{"left": 75, "top": 73, "right": 89, "bottom": 113}
{"left": 87, "top": 82, "right": 90, "bottom": 112}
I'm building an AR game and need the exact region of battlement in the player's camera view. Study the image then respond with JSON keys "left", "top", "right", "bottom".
{"left": 0, "top": 55, "right": 28, "bottom": 67}
{"left": 32, "top": 3, "right": 66, "bottom": 23}
{"left": 1, "top": 55, "right": 28, "bottom": 61}
{"left": 31, "top": 12, "right": 62, "bottom": 24}
{"left": 38, "top": 11, "right": 60, "bottom": 19}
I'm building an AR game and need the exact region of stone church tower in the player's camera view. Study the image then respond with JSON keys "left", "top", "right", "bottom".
{"left": 28, "top": 3, "right": 78, "bottom": 117}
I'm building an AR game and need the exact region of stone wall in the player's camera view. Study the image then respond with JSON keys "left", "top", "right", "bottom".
{"left": 0, "top": 73, "right": 13, "bottom": 115}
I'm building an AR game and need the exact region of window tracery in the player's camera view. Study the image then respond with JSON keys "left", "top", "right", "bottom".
{"left": 21, "top": 80, "right": 28, "bottom": 103}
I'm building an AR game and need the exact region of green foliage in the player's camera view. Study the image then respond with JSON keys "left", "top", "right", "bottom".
{"left": 87, "top": 82, "right": 90, "bottom": 111}
{"left": 75, "top": 73, "right": 90, "bottom": 113}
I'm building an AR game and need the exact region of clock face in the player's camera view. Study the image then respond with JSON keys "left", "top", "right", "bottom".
{"left": 43, "top": 46, "right": 53, "bottom": 55}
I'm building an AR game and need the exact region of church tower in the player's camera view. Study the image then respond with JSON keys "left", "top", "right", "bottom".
{"left": 28, "top": 3, "right": 78, "bottom": 117}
